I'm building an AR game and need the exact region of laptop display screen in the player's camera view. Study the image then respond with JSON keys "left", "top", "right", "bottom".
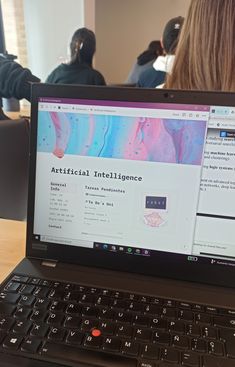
{"left": 32, "top": 94, "right": 235, "bottom": 272}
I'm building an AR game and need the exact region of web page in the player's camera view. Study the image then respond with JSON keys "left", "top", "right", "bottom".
{"left": 33, "top": 99, "right": 208, "bottom": 255}
{"left": 194, "top": 107, "right": 235, "bottom": 259}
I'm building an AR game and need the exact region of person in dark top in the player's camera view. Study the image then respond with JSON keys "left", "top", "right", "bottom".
{"left": 137, "top": 16, "right": 184, "bottom": 88}
{"left": 46, "top": 28, "right": 106, "bottom": 86}
{"left": 0, "top": 55, "right": 40, "bottom": 119}
{"left": 0, "top": 55, "right": 40, "bottom": 101}
{"left": 125, "top": 40, "right": 163, "bottom": 85}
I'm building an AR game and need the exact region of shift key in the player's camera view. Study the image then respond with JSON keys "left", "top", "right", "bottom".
{"left": 40, "top": 342, "right": 137, "bottom": 366}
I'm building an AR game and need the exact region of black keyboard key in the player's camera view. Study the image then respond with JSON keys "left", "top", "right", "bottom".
{"left": 186, "top": 324, "right": 201, "bottom": 337}
{"left": 99, "top": 308, "right": 114, "bottom": 319}
{"left": 66, "top": 330, "right": 84, "bottom": 345}
{"left": 178, "top": 302, "right": 192, "bottom": 309}
{"left": 220, "top": 328, "right": 235, "bottom": 358}
{"left": 113, "top": 291, "right": 124, "bottom": 299}
{"left": 133, "top": 315, "right": 150, "bottom": 327}
{"left": 39, "top": 279, "right": 51, "bottom": 287}
{"left": 169, "top": 320, "right": 185, "bottom": 334}
{"left": 48, "top": 289, "right": 66, "bottom": 300}
{"left": 144, "top": 304, "right": 161, "bottom": 316}
{"left": 48, "top": 327, "right": 66, "bottom": 342}
{"left": 11, "top": 275, "right": 29, "bottom": 283}
{"left": 126, "top": 301, "right": 143, "bottom": 313}
{"left": 164, "top": 300, "right": 176, "bottom": 308}
{"left": 214, "top": 316, "right": 235, "bottom": 329}
{"left": 19, "top": 284, "right": 35, "bottom": 295}
{"left": 12, "top": 319, "right": 32, "bottom": 335}
{"left": 83, "top": 334, "right": 103, "bottom": 348}
{"left": 18, "top": 295, "right": 35, "bottom": 307}
{"left": 2, "top": 334, "right": 23, "bottom": 350}
{"left": 30, "top": 308, "right": 47, "bottom": 322}
{"left": 150, "top": 297, "right": 162, "bottom": 305}
{"left": 192, "top": 304, "right": 204, "bottom": 312}
{"left": 80, "top": 318, "right": 99, "bottom": 332}
{"left": 153, "top": 331, "right": 170, "bottom": 346}
{"left": 172, "top": 334, "right": 189, "bottom": 349}
{"left": 0, "top": 303, "right": 15, "bottom": 316}
{"left": 116, "top": 324, "right": 133, "bottom": 338}
{"left": 125, "top": 294, "right": 140, "bottom": 302}
{"left": 47, "top": 312, "right": 64, "bottom": 326}
{"left": 208, "top": 340, "right": 224, "bottom": 356}
{"left": 139, "top": 296, "right": 151, "bottom": 303}
{"left": 33, "top": 287, "right": 49, "bottom": 298}
{"left": 206, "top": 306, "right": 218, "bottom": 314}
{"left": 99, "top": 320, "right": 116, "bottom": 335}
{"left": 21, "top": 337, "right": 41, "bottom": 353}
{"left": 134, "top": 327, "right": 152, "bottom": 342}
{"left": 65, "top": 303, "right": 81, "bottom": 314}
{"left": 103, "top": 336, "right": 121, "bottom": 352}
{"left": 30, "top": 323, "right": 49, "bottom": 338}
{"left": 181, "top": 352, "right": 200, "bottom": 367}
{"left": 150, "top": 318, "right": 168, "bottom": 330}
{"left": 161, "top": 307, "right": 176, "bottom": 319}
{"left": 0, "top": 292, "right": 20, "bottom": 304}
{"left": 64, "top": 315, "right": 81, "bottom": 328}
{"left": 14, "top": 306, "right": 31, "bottom": 319}
{"left": 64, "top": 291, "right": 80, "bottom": 302}
{"left": 195, "top": 313, "right": 211, "bottom": 325}
{"left": 29, "top": 278, "right": 40, "bottom": 285}
{"left": 40, "top": 342, "right": 137, "bottom": 366}
{"left": 81, "top": 305, "right": 99, "bottom": 318}
{"left": 96, "top": 296, "right": 111, "bottom": 307}
{"left": 73, "top": 285, "right": 87, "bottom": 293}
{"left": 80, "top": 294, "right": 95, "bottom": 304}
{"left": 34, "top": 297, "right": 50, "bottom": 309}
{"left": 0, "top": 316, "right": 14, "bottom": 331}
{"left": 86, "top": 287, "right": 99, "bottom": 295}
{"left": 115, "top": 311, "right": 133, "bottom": 323}
{"left": 191, "top": 338, "right": 207, "bottom": 353}
{"left": 100, "top": 289, "right": 113, "bottom": 297}
{"left": 50, "top": 300, "right": 66, "bottom": 312}
{"left": 161, "top": 347, "right": 179, "bottom": 364}
{"left": 4, "top": 282, "right": 21, "bottom": 292}
{"left": 141, "top": 344, "right": 159, "bottom": 360}
{"left": 201, "top": 326, "right": 217, "bottom": 340}
{"left": 112, "top": 299, "right": 126, "bottom": 310}
{"left": 121, "top": 339, "right": 139, "bottom": 356}
{"left": 178, "top": 310, "right": 194, "bottom": 322}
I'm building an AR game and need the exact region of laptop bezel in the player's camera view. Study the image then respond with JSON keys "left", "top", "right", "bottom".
{"left": 27, "top": 83, "right": 235, "bottom": 288}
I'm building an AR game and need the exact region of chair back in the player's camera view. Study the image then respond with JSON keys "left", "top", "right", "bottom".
{"left": 0, "top": 118, "right": 29, "bottom": 220}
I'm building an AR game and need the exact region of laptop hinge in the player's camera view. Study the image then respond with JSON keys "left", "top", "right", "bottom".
{"left": 41, "top": 260, "right": 58, "bottom": 268}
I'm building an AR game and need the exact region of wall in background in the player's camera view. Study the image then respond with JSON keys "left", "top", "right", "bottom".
{"left": 2, "top": 0, "right": 28, "bottom": 67}
{"left": 23, "top": 0, "right": 84, "bottom": 81}
{"left": 95, "top": 0, "right": 191, "bottom": 84}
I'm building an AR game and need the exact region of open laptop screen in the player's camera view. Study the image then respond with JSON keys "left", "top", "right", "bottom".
{"left": 34, "top": 97, "right": 208, "bottom": 255}
{"left": 29, "top": 86, "right": 235, "bottom": 286}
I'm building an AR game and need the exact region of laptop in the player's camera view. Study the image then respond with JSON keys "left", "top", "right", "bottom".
{"left": 0, "top": 84, "right": 235, "bottom": 367}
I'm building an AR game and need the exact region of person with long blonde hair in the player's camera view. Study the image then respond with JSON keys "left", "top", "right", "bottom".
{"left": 165, "top": 0, "right": 235, "bottom": 91}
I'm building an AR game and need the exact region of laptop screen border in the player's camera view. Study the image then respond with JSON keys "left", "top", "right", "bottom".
{"left": 27, "top": 84, "right": 235, "bottom": 289}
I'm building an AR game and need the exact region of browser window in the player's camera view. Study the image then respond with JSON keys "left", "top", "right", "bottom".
{"left": 33, "top": 98, "right": 208, "bottom": 257}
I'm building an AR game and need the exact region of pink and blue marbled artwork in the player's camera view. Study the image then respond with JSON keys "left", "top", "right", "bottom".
{"left": 37, "top": 111, "right": 207, "bottom": 165}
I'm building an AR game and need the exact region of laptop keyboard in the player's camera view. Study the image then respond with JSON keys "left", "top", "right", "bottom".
{"left": 0, "top": 275, "right": 235, "bottom": 367}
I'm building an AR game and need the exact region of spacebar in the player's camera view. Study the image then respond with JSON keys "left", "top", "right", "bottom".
{"left": 41, "top": 342, "right": 137, "bottom": 367}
